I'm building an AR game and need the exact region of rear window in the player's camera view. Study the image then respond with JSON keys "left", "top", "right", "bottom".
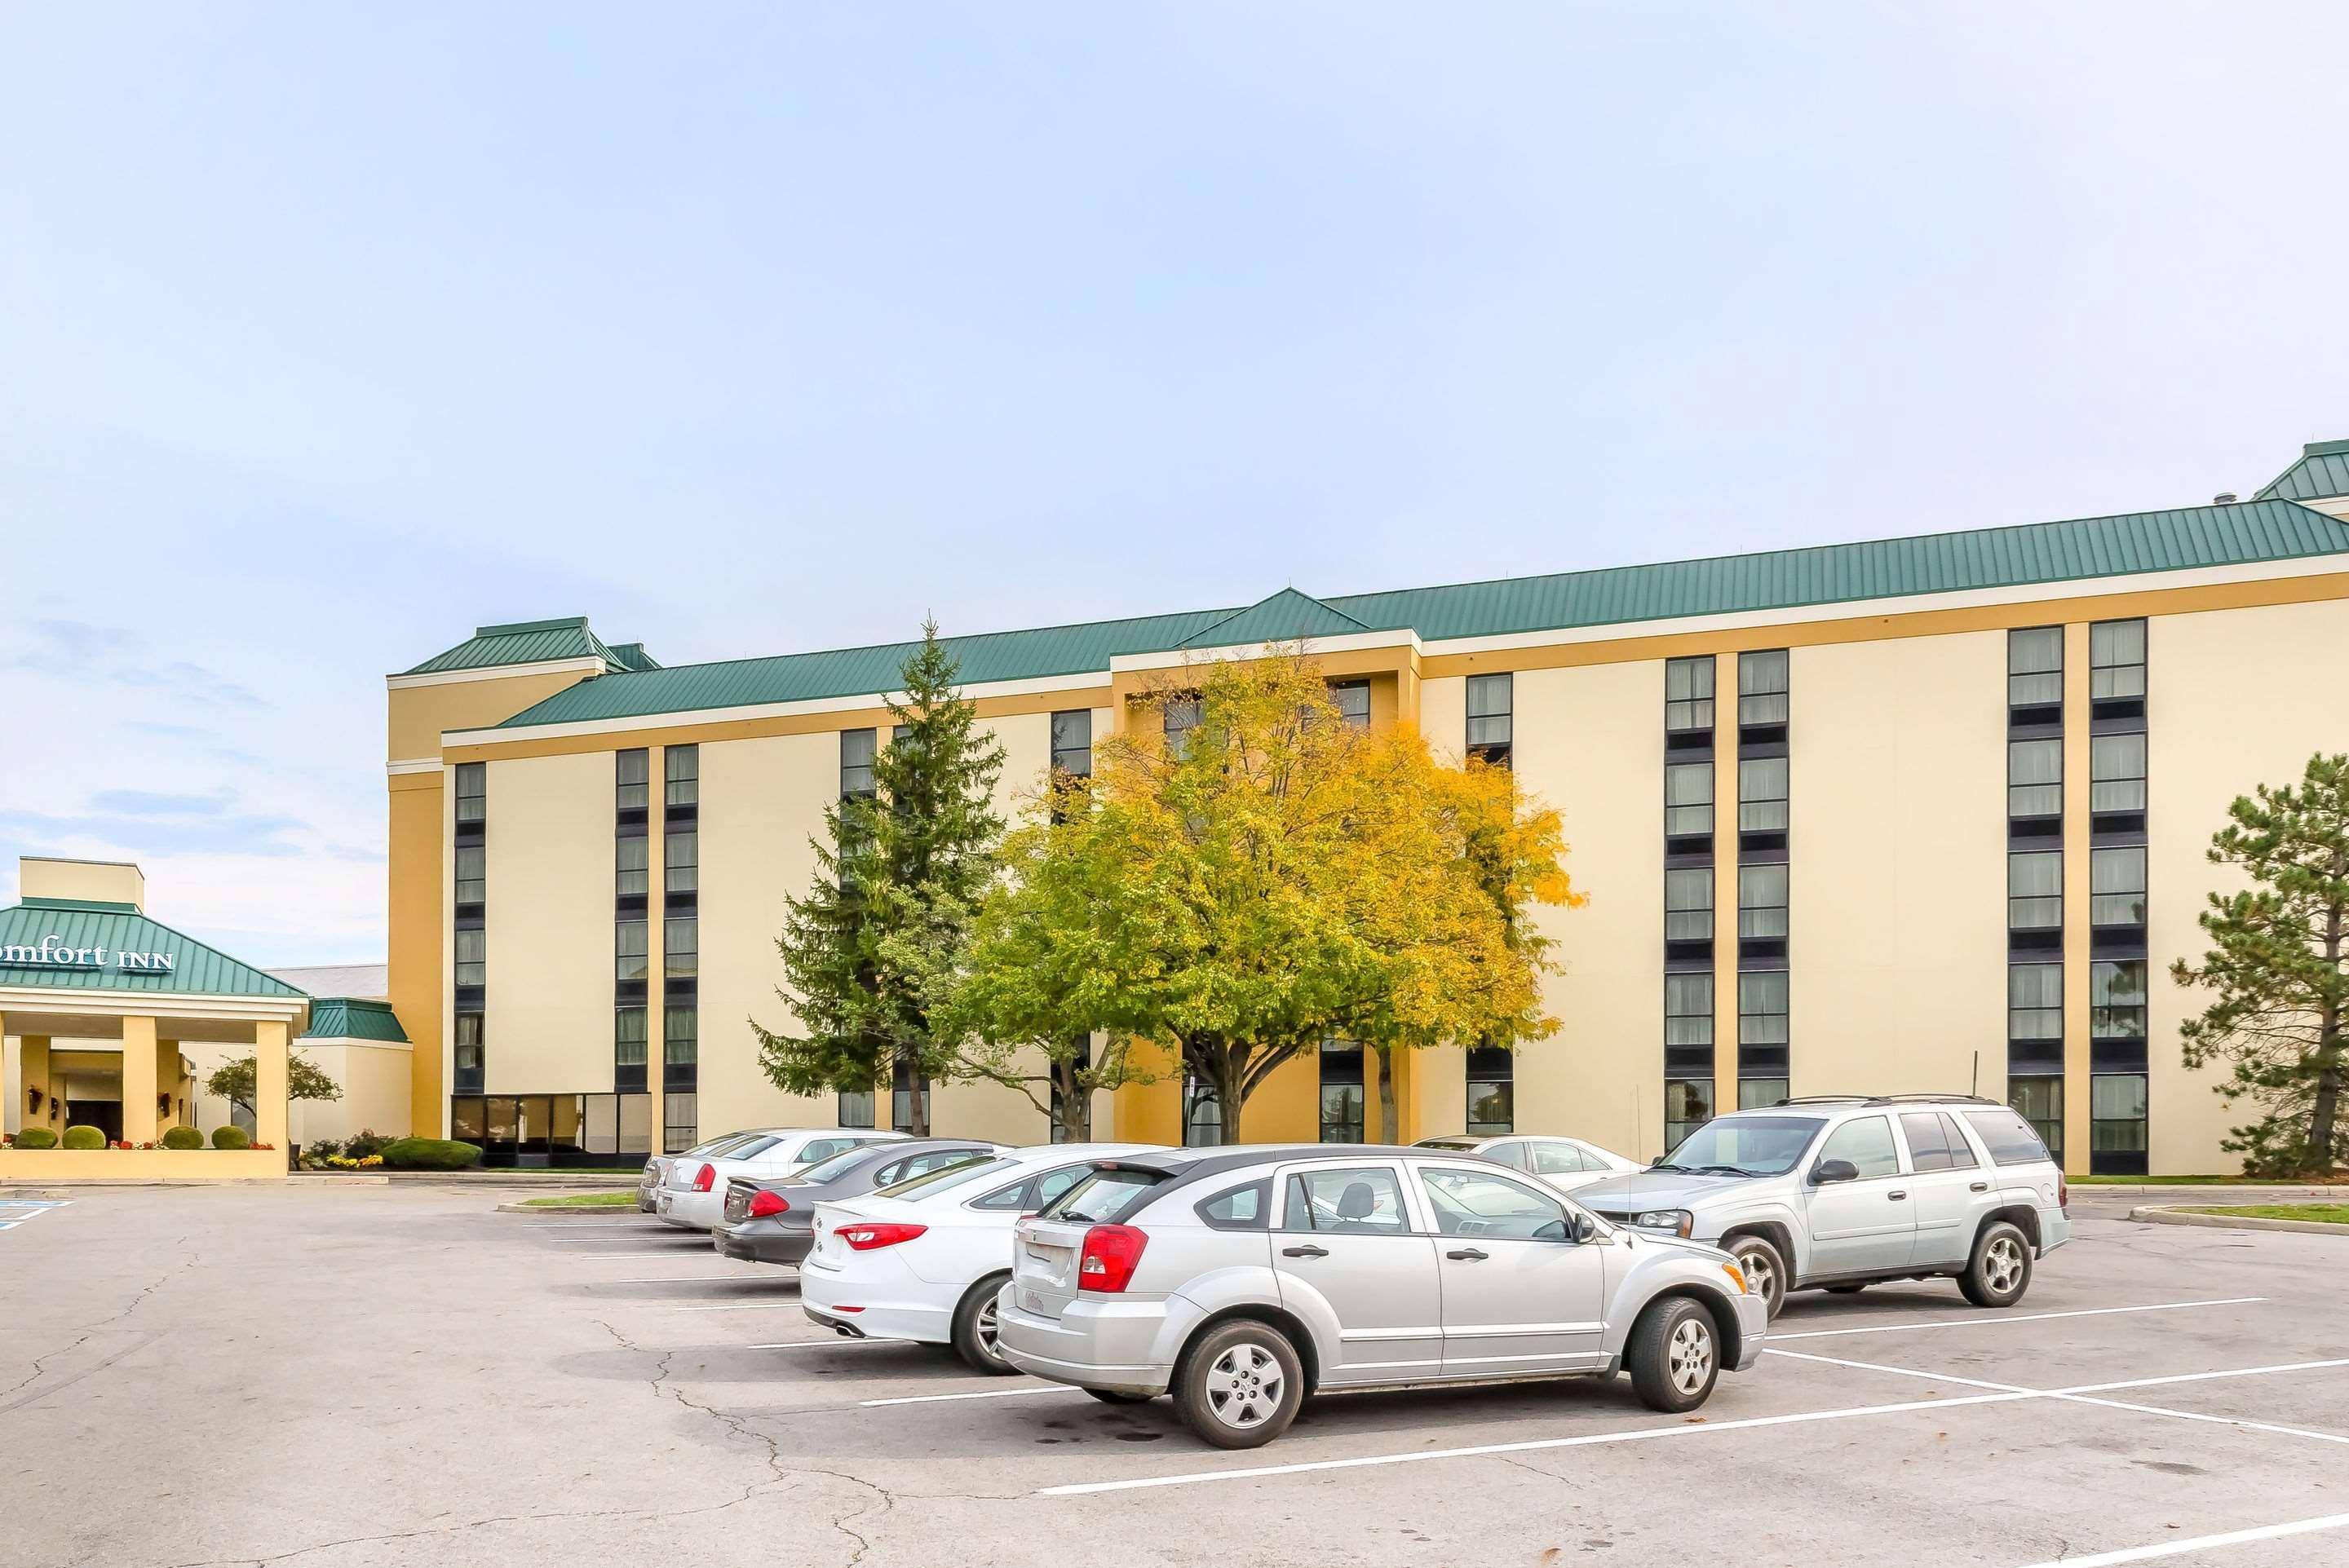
{"left": 877, "top": 1155, "right": 1014, "bottom": 1199}
{"left": 1962, "top": 1108, "right": 2054, "bottom": 1168}
{"left": 724, "top": 1136, "right": 782, "bottom": 1160}
{"left": 794, "top": 1145, "right": 881, "bottom": 1185}
{"left": 1039, "top": 1168, "right": 1169, "bottom": 1225}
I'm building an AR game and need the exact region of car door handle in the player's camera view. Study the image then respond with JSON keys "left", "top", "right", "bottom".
{"left": 1887, "top": 1190, "right": 1907, "bottom": 1201}
{"left": 1970, "top": 1182, "right": 1989, "bottom": 1193}
{"left": 1445, "top": 1248, "right": 1489, "bottom": 1261}
{"left": 1281, "top": 1244, "right": 1329, "bottom": 1259}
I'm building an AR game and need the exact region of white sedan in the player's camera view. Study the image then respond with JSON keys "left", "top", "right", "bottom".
{"left": 657, "top": 1128, "right": 910, "bottom": 1230}
{"left": 800, "top": 1143, "right": 1157, "bottom": 1372}
{"left": 1409, "top": 1133, "right": 1643, "bottom": 1191}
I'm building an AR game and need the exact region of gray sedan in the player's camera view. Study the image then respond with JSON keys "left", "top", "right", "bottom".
{"left": 712, "top": 1139, "right": 1000, "bottom": 1265}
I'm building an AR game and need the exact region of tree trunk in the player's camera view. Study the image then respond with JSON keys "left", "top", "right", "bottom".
{"left": 908, "top": 1063, "right": 931, "bottom": 1137}
{"left": 2314, "top": 900, "right": 2344, "bottom": 1177}
{"left": 1054, "top": 1058, "right": 1089, "bottom": 1142}
{"left": 1209, "top": 1048, "right": 1245, "bottom": 1146}
{"left": 1374, "top": 1045, "right": 1400, "bottom": 1145}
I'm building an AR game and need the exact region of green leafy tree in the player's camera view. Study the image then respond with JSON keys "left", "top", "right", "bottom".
{"left": 206, "top": 1052, "right": 342, "bottom": 1116}
{"left": 2171, "top": 752, "right": 2349, "bottom": 1177}
{"left": 754, "top": 621, "right": 1005, "bottom": 1135}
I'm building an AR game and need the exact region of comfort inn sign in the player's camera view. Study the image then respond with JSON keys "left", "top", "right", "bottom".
{"left": 1, "top": 934, "right": 175, "bottom": 973}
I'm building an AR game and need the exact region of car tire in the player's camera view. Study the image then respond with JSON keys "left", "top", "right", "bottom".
{"left": 1825, "top": 1283, "right": 1866, "bottom": 1296}
{"left": 1959, "top": 1220, "right": 2033, "bottom": 1308}
{"left": 1085, "top": 1388, "right": 1154, "bottom": 1405}
{"left": 951, "top": 1274, "right": 1017, "bottom": 1375}
{"left": 1726, "top": 1235, "right": 1787, "bottom": 1319}
{"left": 1174, "top": 1321, "right": 1304, "bottom": 1449}
{"left": 1626, "top": 1296, "right": 1720, "bottom": 1414}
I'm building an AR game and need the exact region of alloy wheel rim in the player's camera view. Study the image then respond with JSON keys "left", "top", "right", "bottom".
{"left": 1984, "top": 1236, "right": 2024, "bottom": 1293}
{"left": 1667, "top": 1317, "right": 1713, "bottom": 1394}
{"left": 1205, "top": 1342, "right": 1285, "bottom": 1429}
{"left": 1741, "top": 1246, "right": 1778, "bottom": 1303}
{"left": 977, "top": 1295, "right": 1002, "bottom": 1358}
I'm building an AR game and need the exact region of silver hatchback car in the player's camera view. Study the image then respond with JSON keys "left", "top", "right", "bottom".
{"left": 998, "top": 1145, "right": 1766, "bottom": 1448}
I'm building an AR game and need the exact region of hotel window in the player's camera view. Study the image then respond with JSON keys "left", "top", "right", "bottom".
{"left": 664, "top": 915, "right": 697, "bottom": 978}
{"left": 838, "top": 1088, "right": 876, "bottom": 1129}
{"left": 615, "top": 1005, "right": 648, "bottom": 1091}
{"left": 1162, "top": 696, "right": 1202, "bottom": 759}
{"left": 2008, "top": 739, "right": 2063, "bottom": 819}
{"left": 840, "top": 729, "right": 878, "bottom": 799}
{"left": 1739, "top": 971, "right": 1789, "bottom": 1048}
{"left": 1738, "top": 1078, "right": 1789, "bottom": 1111}
{"left": 617, "top": 749, "right": 650, "bottom": 811}
{"left": 615, "top": 919, "right": 648, "bottom": 984}
{"left": 1737, "top": 757, "right": 1789, "bottom": 833}
{"left": 1664, "top": 762, "right": 1714, "bottom": 839}
{"left": 1050, "top": 709, "right": 1093, "bottom": 777}
{"left": 1739, "top": 863, "right": 1789, "bottom": 940}
{"left": 2008, "top": 1076, "right": 2063, "bottom": 1163}
{"left": 1664, "top": 1079, "right": 1712, "bottom": 1151}
{"left": 454, "top": 762, "right": 486, "bottom": 824}
{"left": 454, "top": 844, "right": 486, "bottom": 906}
{"left": 1318, "top": 1042, "right": 1365, "bottom": 1142}
{"left": 1328, "top": 679, "right": 1371, "bottom": 730}
{"left": 1466, "top": 674, "right": 1513, "bottom": 766}
{"left": 2090, "top": 846, "right": 2147, "bottom": 927}
{"left": 1182, "top": 1071, "right": 1223, "bottom": 1147}
{"left": 1665, "top": 656, "right": 1714, "bottom": 736}
{"left": 1466, "top": 1047, "right": 1515, "bottom": 1135}
{"left": 1665, "top": 868, "right": 1714, "bottom": 941}
{"left": 2091, "top": 1073, "right": 2148, "bottom": 1161}
{"left": 663, "top": 1091, "right": 697, "bottom": 1154}
{"left": 2008, "top": 627, "right": 2064, "bottom": 709}
{"left": 2090, "top": 732, "right": 2148, "bottom": 815}
{"left": 664, "top": 827, "right": 697, "bottom": 896}
{"left": 890, "top": 1059, "right": 924, "bottom": 1133}
{"left": 665, "top": 744, "right": 699, "bottom": 809}
{"left": 454, "top": 1013, "right": 484, "bottom": 1093}
{"left": 2008, "top": 963, "right": 2063, "bottom": 1042}
{"left": 2008, "top": 850, "right": 2063, "bottom": 930}
{"left": 2091, "top": 960, "right": 2148, "bottom": 1040}
{"left": 664, "top": 1007, "right": 697, "bottom": 1072}
{"left": 453, "top": 928, "right": 486, "bottom": 987}
{"left": 2090, "top": 619, "right": 2147, "bottom": 703}
{"left": 1665, "top": 973, "right": 1714, "bottom": 1052}
{"left": 615, "top": 833, "right": 648, "bottom": 899}
{"left": 1737, "top": 649, "right": 1790, "bottom": 729}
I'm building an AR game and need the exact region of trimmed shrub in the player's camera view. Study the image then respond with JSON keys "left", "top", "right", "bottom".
{"left": 13, "top": 1126, "right": 58, "bottom": 1150}
{"left": 63, "top": 1124, "right": 106, "bottom": 1150}
{"left": 380, "top": 1137, "right": 482, "bottom": 1171}
{"left": 344, "top": 1128, "right": 395, "bottom": 1160}
{"left": 211, "top": 1125, "right": 251, "bottom": 1151}
{"left": 161, "top": 1125, "right": 205, "bottom": 1150}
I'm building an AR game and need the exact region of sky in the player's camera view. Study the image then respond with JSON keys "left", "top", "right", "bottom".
{"left": 3, "top": 2, "right": 2347, "bottom": 965}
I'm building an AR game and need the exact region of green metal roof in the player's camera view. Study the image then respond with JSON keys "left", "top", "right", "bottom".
{"left": 480, "top": 491, "right": 2349, "bottom": 733}
{"left": 2254, "top": 439, "right": 2349, "bottom": 503}
{"left": 1182, "top": 589, "right": 1370, "bottom": 648}
{"left": 299, "top": 997, "right": 409, "bottom": 1043}
{"left": 405, "top": 616, "right": 647, "bottom": 676}
{"left": 0, "top": 900, "right": 307, "bottom": 999}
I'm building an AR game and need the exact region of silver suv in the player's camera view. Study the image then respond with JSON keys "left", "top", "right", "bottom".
{"left": 1572, "top": 1095, "right": 2071, "bottom": 1319}
{"left": 996, "top": 1144, "right": 1767, "bottom": 1448}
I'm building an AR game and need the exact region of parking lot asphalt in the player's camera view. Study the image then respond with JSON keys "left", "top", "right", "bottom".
{"left": 3, "top": 1182, "right": 2345, "bottom": 1567}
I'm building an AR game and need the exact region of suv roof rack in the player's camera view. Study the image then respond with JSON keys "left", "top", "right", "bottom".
{"left": 1770, "top": 1093, "right": 2000, "bottom": 1108}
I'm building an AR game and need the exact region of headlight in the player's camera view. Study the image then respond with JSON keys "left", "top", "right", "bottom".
{"left": 1634, "top": 1208, "right": 1693, "bottom": 1237}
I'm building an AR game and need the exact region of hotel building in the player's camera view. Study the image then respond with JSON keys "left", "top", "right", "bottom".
{"left": 374, "top": 439, "right": 2349, "bottom": 1174}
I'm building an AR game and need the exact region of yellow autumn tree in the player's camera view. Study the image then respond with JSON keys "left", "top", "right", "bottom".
{"left": 959, "top": 647, "right": 1579, "bottom": 1143}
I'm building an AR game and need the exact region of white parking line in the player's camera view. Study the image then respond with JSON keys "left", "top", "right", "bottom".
{"left": 2010, "top": 1510, "right": 2349, "bottom": 1567}
{"left": 860, "top": 1385, "right": 1087, "bottom": 1407}
{"left": 749, "top": 1339, "right": 914, "bottom": 1349}
{"left": 664, "top": 1302, "right": 804, "bottom": 1312}
{"left": 1770, "top": 1296, "right": 2267, "bottom": 1341}
{"left": 582, "top": 1276, "right": 777, "bottom": 1285}
{"left": 1037, "top": 1356, "right": 2349, "bottom": 1496}
{"left": 0, "top": 1200, "right": 70, "bottom": 1231}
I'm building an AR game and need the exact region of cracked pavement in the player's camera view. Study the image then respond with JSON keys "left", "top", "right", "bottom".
{"left": 2, "top": 1182, "right": 2343, "bottom": 1566}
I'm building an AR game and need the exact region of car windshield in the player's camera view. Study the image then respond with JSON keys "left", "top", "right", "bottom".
{"left": 791, "top": 1146, "right": 881, "bottom": 1185}
{"left": 874, "top": 1155, "right": 1016, "bottom": 1201}
{"left": 1655, "top": 1115, "right": 1825, "bottom": 1177}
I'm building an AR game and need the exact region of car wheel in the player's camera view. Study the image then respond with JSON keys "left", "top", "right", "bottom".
{"left": 1626, "top": 1297, "right": 1719, "bottom": 1414}
{"left": 1825, "top": 1283, "right": 1866, "bottom": 1296}
{"left": 1959, "top": 1221, "right": 2033, "bottom": 1308}
{"left": 1726, "top": 1235, "right": 1787, "bottom": 1319}
{"left": 1085, "top": 1388, "right": 1154, "bottom": 1405}
{"left": 1175, "top": 1321, "right": 1303, "bottom": 1449}
{"left": 951, "top": 1274, "right": 1017, "bottom": 1375}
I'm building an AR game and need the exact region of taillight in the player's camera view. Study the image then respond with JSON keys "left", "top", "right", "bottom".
{"left": 838, "top": 1222, "right": 927, "bottom": 1251}
{"left": 2058, "top": 1175, "right": 2069, "bottom": 1212}
{"left": 1077, "top": 1224, "right": 1148, "bottom": 1293}
{"left": 748, "top": 1190, "right": 789, "bottom": 1219}
{"left": 693, "top": 1164, "right": 716, "bottom": 1193}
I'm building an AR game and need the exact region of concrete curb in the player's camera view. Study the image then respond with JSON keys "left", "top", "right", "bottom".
{"left": 2130, "top": 1204, "right": 2349, "bottom": 1236}
{"left": 493, "top": 1200, "right": 648, "bottom": 1216}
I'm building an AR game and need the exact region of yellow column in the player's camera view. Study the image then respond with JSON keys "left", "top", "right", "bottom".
{"left": 254, "top": 1019, "right": 291, "bottom": 1152}
{"left": 121, "top": 1015, "right": 160, "bottom": 1144}
{"left": 23, "top": 1035, "right": 54, "bottom": 1127}
{"left": 647, "top": 747, "right": 666, "bottom": 1149}
{"left": 2061, "top": 623, "right": 2093, "bottom": 1175}
{"left": 1710, "top": 656, "right": 1739, "bottom": 1115}
{"left": 157, "top": 1040, "right": 182, "bottom": 1129}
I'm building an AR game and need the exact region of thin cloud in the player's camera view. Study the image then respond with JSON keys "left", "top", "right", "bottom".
{"left": 11, "top": 807, "right": 310, "bottom": 859}
{"left": 87, "top": 788, "right": 235, "bottom": 817}
{"left": 4, "top": 619, "right": 267, "bottom": 709}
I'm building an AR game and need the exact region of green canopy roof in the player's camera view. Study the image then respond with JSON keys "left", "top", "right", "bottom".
{"left": 406, "top": 616, "right": 650, "bottom": 677}
{"left": 2255, "top": 439, "right": 2349, "bottom": 504}
{"left": 1181, "top": 589, "right": 1372, "bottom": 648}
{"left": 299, "top": 998, "right": 409, "bottom": 1043}
{"left": 0, "top": 899, "right": 306, "bottom": 998}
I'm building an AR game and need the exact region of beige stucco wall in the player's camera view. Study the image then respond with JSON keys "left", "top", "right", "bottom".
{"left": 1418, "top": 674, "right": 1467, "bottom": 765}
{"left": 1506, "top": 660, "right": 1664, "bottom": 1161}
{"left": 1788, "top": 633, "right": 2009, "bottom": 1101}
{"left": 2148, "top": 597, "right": 2349, "bottom": 1173}
{"left": 481, "top": 751, "right": 613, "bottom": 1093}
{"left": 289, "top": 1042, "right": 414, "bottom": 1145}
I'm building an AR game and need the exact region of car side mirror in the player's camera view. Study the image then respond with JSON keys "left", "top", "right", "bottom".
{"left": 1569, "top": 1211, "right": 1599, "bottom": 1244}
{"left": 1812, "top": 1158, "right": 1859, "bottom": 1186}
